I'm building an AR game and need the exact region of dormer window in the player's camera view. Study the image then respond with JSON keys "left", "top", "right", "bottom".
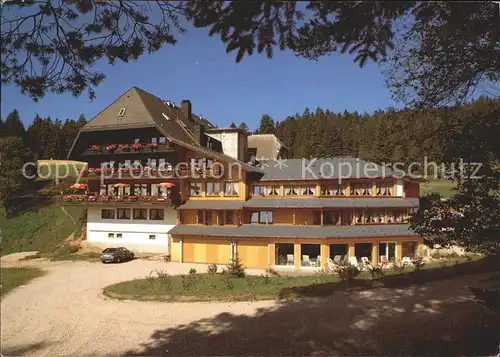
{"left": 118, "top": 108, "right": 126, "bottom": 118}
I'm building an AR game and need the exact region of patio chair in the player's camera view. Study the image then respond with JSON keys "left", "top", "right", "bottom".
{"left": 286, "top": 254, "right": 294, "bottom": 266}
{"left": 302, "top": 255, "right": 310, "bottom": 266}
{"left": 402, "top": 257, "right": 414, "bottom": 266}
{"left": 333, "top": 255, "right": 342, "bottom": 263}
{"left": 349, "top": 256, "right": 359, "bottom": 267}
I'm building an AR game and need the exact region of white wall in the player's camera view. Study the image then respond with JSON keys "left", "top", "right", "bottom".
{"left": 86, "top": 206, "right": 177, "bottom": 254}
{"left": 206, "top": 132, "right": 240, "bottom": 160}
{"left": 396, "top": 179, "right": 404, "bottom": 197}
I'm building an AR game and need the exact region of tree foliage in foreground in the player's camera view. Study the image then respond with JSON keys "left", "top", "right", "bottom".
{"left": 2, "top": 1, "right": 498, "bottom": 106}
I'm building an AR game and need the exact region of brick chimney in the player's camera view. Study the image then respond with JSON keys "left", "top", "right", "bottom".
{"left": 181, "top": 100, "right": 192, "bottom": 123}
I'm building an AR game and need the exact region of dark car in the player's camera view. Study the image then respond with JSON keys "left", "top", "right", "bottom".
{"left": 100, "top": 247, "right": 134, "bottom": 263}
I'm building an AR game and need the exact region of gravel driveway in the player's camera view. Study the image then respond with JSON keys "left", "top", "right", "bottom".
{"left": 2, "top": 258, "right": 499, "bottom": 356}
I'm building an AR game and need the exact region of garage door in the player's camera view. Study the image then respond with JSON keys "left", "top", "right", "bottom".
{"left": 182, "top": 238, "right": 231, "bottom": 264}
{"left": 237, "top": 241, "right": 268, "bottom": 269}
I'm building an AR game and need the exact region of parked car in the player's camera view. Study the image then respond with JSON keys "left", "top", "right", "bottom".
{"left": 100, "top": 247, "right": 134, "bottom": 263}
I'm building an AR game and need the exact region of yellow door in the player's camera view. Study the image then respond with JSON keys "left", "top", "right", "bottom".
{"left": 237, "top": 241, "right": 268, "bottom": 268}
{"left": 182, "top": 238, "right": 231, "bottom": 264}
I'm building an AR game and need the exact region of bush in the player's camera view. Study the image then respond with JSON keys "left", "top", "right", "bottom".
{"left": 181, "top": 274, "right": 197, "bottom": 291}
{"left": 189, "top": 268, "right": 197, "bottom": 275}
{"left": 392, "top": 262, "right": 405, "bottom": 274}
{"left": 227, "top": 252, "right": 246, "bottom": 278}
{"left": 412, "top": 255, "right": 426, "bottom": 271}
{"left": 265, "top": 267, "right": 280, "bottom": 276}
{"left": 335, "top": 261, "right": 360, "bottom": 282}
{"left": 146, "top": 269, "right": 172, "bottom": 291}
{"left": 222, "top": 276, "right": 234, "bottom": 290}
{"left": 260, "top": 273, "right": 271, "bottom": 285}
{"left": 369, "top": 265, "right": 385, "bottom": 279}
{"left": 207, "top": 263, "right": 218, "bottom": 274}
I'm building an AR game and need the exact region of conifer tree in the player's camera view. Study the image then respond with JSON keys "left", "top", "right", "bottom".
{"left": 256, "top": 114, "right": 275, "bottom": 134}
{"left": 4, "top": 110, "right": 25, "bottom": 138}
{"left": 229, "top": 122, "right": 237, "bottom": 128}
{"left": 238, "top": 122, "right": 249, "bottom": 133}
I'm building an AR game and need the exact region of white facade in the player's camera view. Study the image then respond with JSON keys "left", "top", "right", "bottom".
{"left": 86, "top": 206, "right": 177, "bottom": 254}
{"left": 206, "top": 131, "right": 247, "bottom": 161}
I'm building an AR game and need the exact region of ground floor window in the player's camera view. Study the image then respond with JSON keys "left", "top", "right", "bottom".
{"left": 133, "top": 208, "right": 147, "bottom": 220}
{"left": 117, "top": 208, "right": 131, "bottom": 220}
{"left": 149, "top": 209, "right": 164, "bottom": 220}
{"left": 101, "top": 209, "right": 115, "bottom": 219}
{"left": 355, "top": 243, "right": 372, "bottom": 264}
{"left": 149, "top": 235, "right": 156, "bottom": 240}
{"left": 330, "top": 244, "right": 348, "bottom": 263}
{"left": 402, "top": 241, "right": 418, "bottom": 258}
{"left": 301, "top": 244, "right": 321, "bottom": 267}
{"left": 226, "top": 210, "right": 234, "bottom": 225}
{"left": 275, "top": 243, "right": 294, "bottom": 266}
{"left": 379, "top": 242, "right": 396, "bottom": 263}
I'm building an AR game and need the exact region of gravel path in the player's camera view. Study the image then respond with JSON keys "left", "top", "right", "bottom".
{"left": 1, "top": 259, "right": 499, "bottom": 356}
{"left": 1, "top": 260, "right": 270, "bottom": 356}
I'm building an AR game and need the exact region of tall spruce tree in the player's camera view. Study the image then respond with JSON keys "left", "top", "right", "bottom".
{"left": 256, "top": 114, "right": 275, "bottom": 134}
{"left": 4, "top": 110, "right": 25, "bottom": 138}
{"left": 229, "top": 122, "right": 237, "bottom": 128}
{"left": 238, "top": 122, "right": 249, "bottom": 133}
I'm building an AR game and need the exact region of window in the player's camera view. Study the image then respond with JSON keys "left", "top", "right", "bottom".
{"left": 376, "top": 182, "right": 393, "bottom": 196}
{"left": 134, "top": 138, "right": 140, "bottom": 144}
{"left": 226, "top": 210, "right": 234, "bottom": 225}
{"left": 402, "top": 241, "right": 418, "bottom": 258}
{"left": 133, "top": 183, "right": 148, "bottom": 196}
{"left": 124, "top": 160, "right": 132, "bottom": 168}
{"left": 301, "top": 244, "right": 321, "bottom": 267}
{"left": 351, "top": 183, "right": 372, "bottom": 196}
{"left": 266, "top": 185, "right": 280, "bottom": 196}
{"left": 117, "top": 209, "right": 130, "bottom": 220}
{"left": 159, "top": 137, "right": 166, "bottom": 144}
{"left": 189, "top": 182, "right": 202, "bottom": 196}
{"left": 251, "top": 211, "right": 273, "bottom": 224}
{"left": 253, "top": 185, "right": 265, "bottom": 196}
{"left": 101, "top": 209, "right": 114, "bottom": 219}
{"left": 224, "top": 182, "right": 239, "bottom": 196}
{"left": 149, "top": 235, "right": 156, "bottom": 240}
{"left": 217, "top": 211, "right": 224, "bottom": 226}
{"left": 324, "top": 211, "right": 339, "bottom": 225}
{"left": 355, "top": 210, "right": 363, "bottom": 224}
{"left": 151, "top": 137, "right": 158, "bottom": 144}
{"left": 150, "top": 209, "right": 164, "bottom": 221}
{"left": 275, "top": 243, "right": 294, "bottom": 266}
{"left": 133, "top": 209, "right": 147, "bottom": 220}
{"left": 313, "top": 211, "right": 321, "bottom": 225}
{"left": 108, "top": 233, "right": 115, "bottom": 238}
{"left": 321, "top": 184, "right": 346, "bottom": 196}
{"left": 118, "top": 107, "right": 126, "bottom": 117}
{"left": 284, "top": 185, "right": 315, "bottom": 196}
{"left": 205, "top": 210, "right": 214, "bottom": 225}
{"left": 196, "top": 210, "right": 204, "bottom": 224}
{"left": 206, "top": 182, "right": 221, "bottom": 196}
{"left": 99, "top": 185, "right": 107, "bottom": 196}
{"left": 116, "top": 233, "right": 123, "bottom": 239}
{"left": 149, "top": 158, "right": 157, "bottom": 168}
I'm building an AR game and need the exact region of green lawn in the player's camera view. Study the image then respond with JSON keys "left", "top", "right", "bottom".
{"left": 36, "top": 160, "right": 87, "bottom": 181}
{"left": 1, "top": 267, "right": 45, "bottom": 298}
{"left": 420, "top": 179, "right": 456, "bottom": 197}
{"left": 103, "top": 256, "right": 482, "bottom": 302}
{"left": 0, "top": 203, "right": 86, "bottom": 256}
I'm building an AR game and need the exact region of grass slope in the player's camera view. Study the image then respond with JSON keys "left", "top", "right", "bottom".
{"left": 0, "top": 203, "right": 86, "bottom": 256}
{"left": 420, "top": 179, "right": 456, "bottom": 197}
{"left": 36, "top": 160, "right": 87, "bottom": 181}
{"left": 1, "top": 267, "right": 45, "bottom": 298}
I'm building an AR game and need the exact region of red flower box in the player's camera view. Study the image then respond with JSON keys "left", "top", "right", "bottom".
{"left": 147, "top": 143, "right": 158, "bottom": 151}
{"left": 115, "top": 196, "right": 124, "bottom": 202}
{"left": 63, "top": 196, "right": 73, "bottom": 202}
{"left": 100, "top": 196, "right": 110, "bottom": 202}
{"left": 88, "top": 196, "right": 97, "bottom": 202}
{"left": 106, "top": 144, "right": 118, "bottom": 153}
{"left": 76, "top": 196, "right": 87, "bottom": 202}
{"left": 128, "top": 196, "right": 138, "bottom": 202}
{"left": 91, "top": 145, "right": 102, "bottom": 152}
{"left": 131, "top": 143, "right": 142, "bottom": 151}
{"left": 119, "top": 144, "right": 130, "bottom": 151}
{"left": 143, "top": 197, "right": 152, "bottom": 202}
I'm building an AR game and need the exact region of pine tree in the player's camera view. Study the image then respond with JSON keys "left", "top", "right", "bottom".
{"left": 0, "top": 136, "right": 30, "bottom": 205}
{"left": 4, "top": 110, "right": 25, "bottom": 137}
{"left": 229, "top": 122, "right": 237, "bottom": 128}
{"left": 238, "top": 122, "right": 249, "bottom": 133}
{"left": 0, "top": 117, "right": 5, "bottom": 138}
{"left": 256, "top": 114, "right": 275, "bottom": 134}
{"left": 76, "top": 113, "right": 87, "bottom": 127}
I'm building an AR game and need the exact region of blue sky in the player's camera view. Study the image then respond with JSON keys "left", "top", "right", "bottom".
{"left": 1, "top": 26, "right": 400, "bottom": 131}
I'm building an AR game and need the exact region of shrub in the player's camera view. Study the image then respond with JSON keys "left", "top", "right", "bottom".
{"left": 222, "top": 276, "right": 234, "bottom": 290}
{"left": 260, "top": 273, "right": 271, "bottom": 285}
{"left": 189, "top": 268, "right": 197, "bottom": 275}
{"left": 412, "top": 255, "right": 426, "bottom": 271}
{"left": 207, "top": 263, "right": 218, "bottom": 274}
{"left": 226, "top": 252, "right": 246, "bottom": 278}
{"left": 181, "top": 274, "right": 197, "bottom": 291}
{"left": 369, "top": 265, "right": 385, "bottom": 279}
{"left": 335, "top": 261, "right": 360, "bottom": 282}
{"left": 392, "top": 262, "right": 405, "bottom": 274}
{"left": 146, "top": 269, "right": 172, "bottom": 291}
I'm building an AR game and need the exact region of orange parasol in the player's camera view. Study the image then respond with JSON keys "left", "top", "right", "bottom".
{"left": 71, "top": 183, "right": 87, "bottom": 190}
{"left": 113, "top": 183, "right": 130, "bottom": 188}
{"left": 158, "top": 182, "right": 175, "bottom": 188}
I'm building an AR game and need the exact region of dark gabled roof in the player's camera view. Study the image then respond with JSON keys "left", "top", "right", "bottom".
{"left": 244, "top": 197, "right": 419, "bottom": 209}
{"left": 69, "top": 87, "right": 262, "bottom": 173}
{"left": 169, "top": 224, "right": 419, "bottom": 239}
{"left": 178, "top": 200, "right": 246, "bottom": 210}
{"left": 259, "top": 157, "right": 396, "bottom": 181}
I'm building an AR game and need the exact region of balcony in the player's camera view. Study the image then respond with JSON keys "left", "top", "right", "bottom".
{"left": 80, "top": 166, "right": 223, "bottom": 180}
{"left": 60, "top": 195, "right": 177, "bottom": 206}
{"left": 82, "top": 143, "right": 173, "bottom": 156}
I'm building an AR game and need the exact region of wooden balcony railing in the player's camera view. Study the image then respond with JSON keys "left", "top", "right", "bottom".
{"left": 60, "top": 195, "right": 177, "bottom": 205}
